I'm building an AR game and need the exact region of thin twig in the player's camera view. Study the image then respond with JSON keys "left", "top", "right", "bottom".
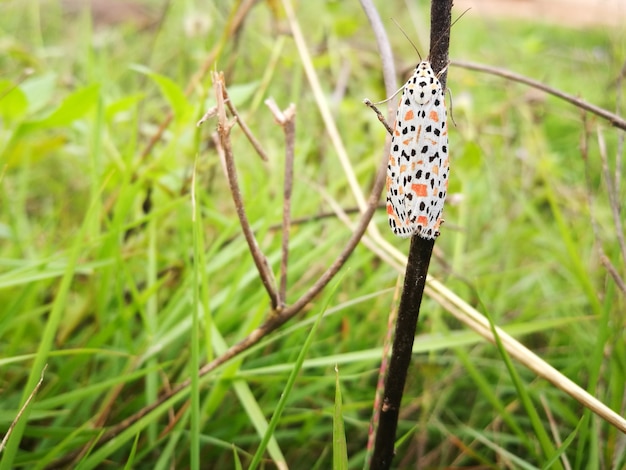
{"left": 265, "top": 98, "right": 297, "bottom": 307}
{"left": 225, "top": 98, "right": 269, "bottom": 162}
{"left": 540, "top": 394, "right": 573, "bottom": 470}
{"left": 600, "top": 254, "right": 626, "bottom": 294}
{"left": 213, "top": 72, "right": 280, "bottom": 310}
{"left": 452, "top": 59, "right": 626, "bottom": 132}
{"left": 363, "top": 99, "right": 393, "bottom": 136}
{"left": 358, "top": 0, "right": 398, "bottom": 102}
{"left": 597, "top": 127, "right": 626, "bottom": 271}
{"left": 0, "top": 365, "right": 47, "bottom": 453}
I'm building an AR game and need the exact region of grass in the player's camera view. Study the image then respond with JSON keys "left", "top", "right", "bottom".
{"left": 1, "top": 0, "right": 625, "bottom": 468}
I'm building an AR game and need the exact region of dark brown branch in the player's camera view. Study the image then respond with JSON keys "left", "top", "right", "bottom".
{"left": 370, "top": 1, "right": 453, "bottom": 468}
{"left": 452, "top": 59, "right": 626, "bottom": 132}
{"left": 213, "top": 72, "right": 280, "bottom": 310}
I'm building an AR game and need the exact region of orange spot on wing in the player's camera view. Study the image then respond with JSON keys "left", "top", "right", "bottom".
{"left": 404, "top": 109, "right": 414, "bottom": 121}
{"left": 429, "top": 110, "right": 439, "bottom": 122}
{"left": 411, "top": 183, "right": 428, "bottom": 197}
{"left": 416, "top": 215, "right": 428, "bottom": 226}
{"left": 386, "top": 203, "right": 396, "bottom": 216}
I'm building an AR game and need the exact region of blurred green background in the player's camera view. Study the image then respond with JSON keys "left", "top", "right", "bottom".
{"left": 1, "top": 1, "right": 625, "bottom": 468}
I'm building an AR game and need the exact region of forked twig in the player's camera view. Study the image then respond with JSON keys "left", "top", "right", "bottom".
{"left": 213, "top": 72, "right": 280, "bottom": 310}
{"left": 57, "top": 141, "right": 388, "bottom": 463}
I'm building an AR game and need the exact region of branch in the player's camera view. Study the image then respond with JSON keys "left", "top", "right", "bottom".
{"left": 265, "top": 98, "right": 297, "bottom": 306}
{"left": 370, "top": 1, "right": 453, "bottom": 468}
{"left": 213, "top": 72, "right": 280, "bottom": 310}
{"left": 452, "top": 59, "right": 626, "bottom": 131}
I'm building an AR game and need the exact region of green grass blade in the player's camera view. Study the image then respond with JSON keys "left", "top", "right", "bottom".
{"left": 333, "top": 365, "right": 348, "bottom": 470}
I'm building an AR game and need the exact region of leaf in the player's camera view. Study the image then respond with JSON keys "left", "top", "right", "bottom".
{"left": 26, "top": 83, "right": 101, "bottom": 130}
{"left": 131, "top": 64, "right": 192, "bottom": 120}
{"left": 0, "top": 80, "right": 28, "bottom": 121}
{"left": 333, "top": 365, "right": 348, "bottom": 470}
{"left": 20, "top": 72, "right": 56, "bottom": 114}
{"left": 105, "top": 93, "right": 146, "bottom": 122}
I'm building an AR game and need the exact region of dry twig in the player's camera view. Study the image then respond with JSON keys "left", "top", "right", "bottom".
{"left": 265, "top": 98, "right": 297, "bottom": 305}
{"left": 213, "top": 72, "right": 280, "bottom": 310}
{"left": 452, "top": 59, "right": 626, "bottom": 131}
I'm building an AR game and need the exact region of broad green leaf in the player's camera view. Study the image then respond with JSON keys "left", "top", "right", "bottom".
{"left": 0, "top": 80, "right": 28, "bottom": 121}
{"left": 20, "top": 72, "right": 56, "bottom": 114}
{"left": 333, "top": 366, "right": 348, "bottom": 470}
{"left": 131, "top": 64, "right": 192, "bottom": 120}
{"left": 105, "top": 92, "right": 146, "bottom": 122}
{"left": 26, "top": 83, "right": 101, "bottom": 129}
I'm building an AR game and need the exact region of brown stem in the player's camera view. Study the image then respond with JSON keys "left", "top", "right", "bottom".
{"left": 452, "top": 59, "right": 626, "bottom": 132}
{"left": 226, "top": 98, "right": 269, "bottom": 162}
{"left": 265, "top": 99, "right": 297, "bottom": 306}
{"left": 214, "top": 72, "right": 280, "bottom": 310}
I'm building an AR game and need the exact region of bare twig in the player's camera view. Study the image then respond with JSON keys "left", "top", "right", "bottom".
{"left": 452, "top": 60, "right": 626, "bottom": 132}
{"left": 1, "top": 365, "right": 47, "bottom": 453}
{"left": 597, "top": 127, "right": 626, "bottom": 271}
{"left": 600, "top": 254, "right": 626, "bottom": 294}
{"left": 540, "top": 394, "right": 573, "bottom": 470}
{"left": 363, "top": 99, "right": 394, "bottom": 136}
{"left": 213, "top": 72, "right": 280, "bottom": 310}
{"left": 265, "top": 98, "right": 297, "bottom": 306}
{"left": 358, "top": 0, "right": 398, "bottom": 103}
{"left": 225, "top": 98, "right": 269, "bottom": 162}
{"left": 196, "top": 105, "right": 217, "bottom": 126}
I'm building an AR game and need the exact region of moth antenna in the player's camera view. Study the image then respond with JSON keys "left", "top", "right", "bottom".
{"left": 391, "top": 18, "right": 422, "bottom": 61}
{"left": 446, "top": 88, "right": 457, "bottom": 127}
